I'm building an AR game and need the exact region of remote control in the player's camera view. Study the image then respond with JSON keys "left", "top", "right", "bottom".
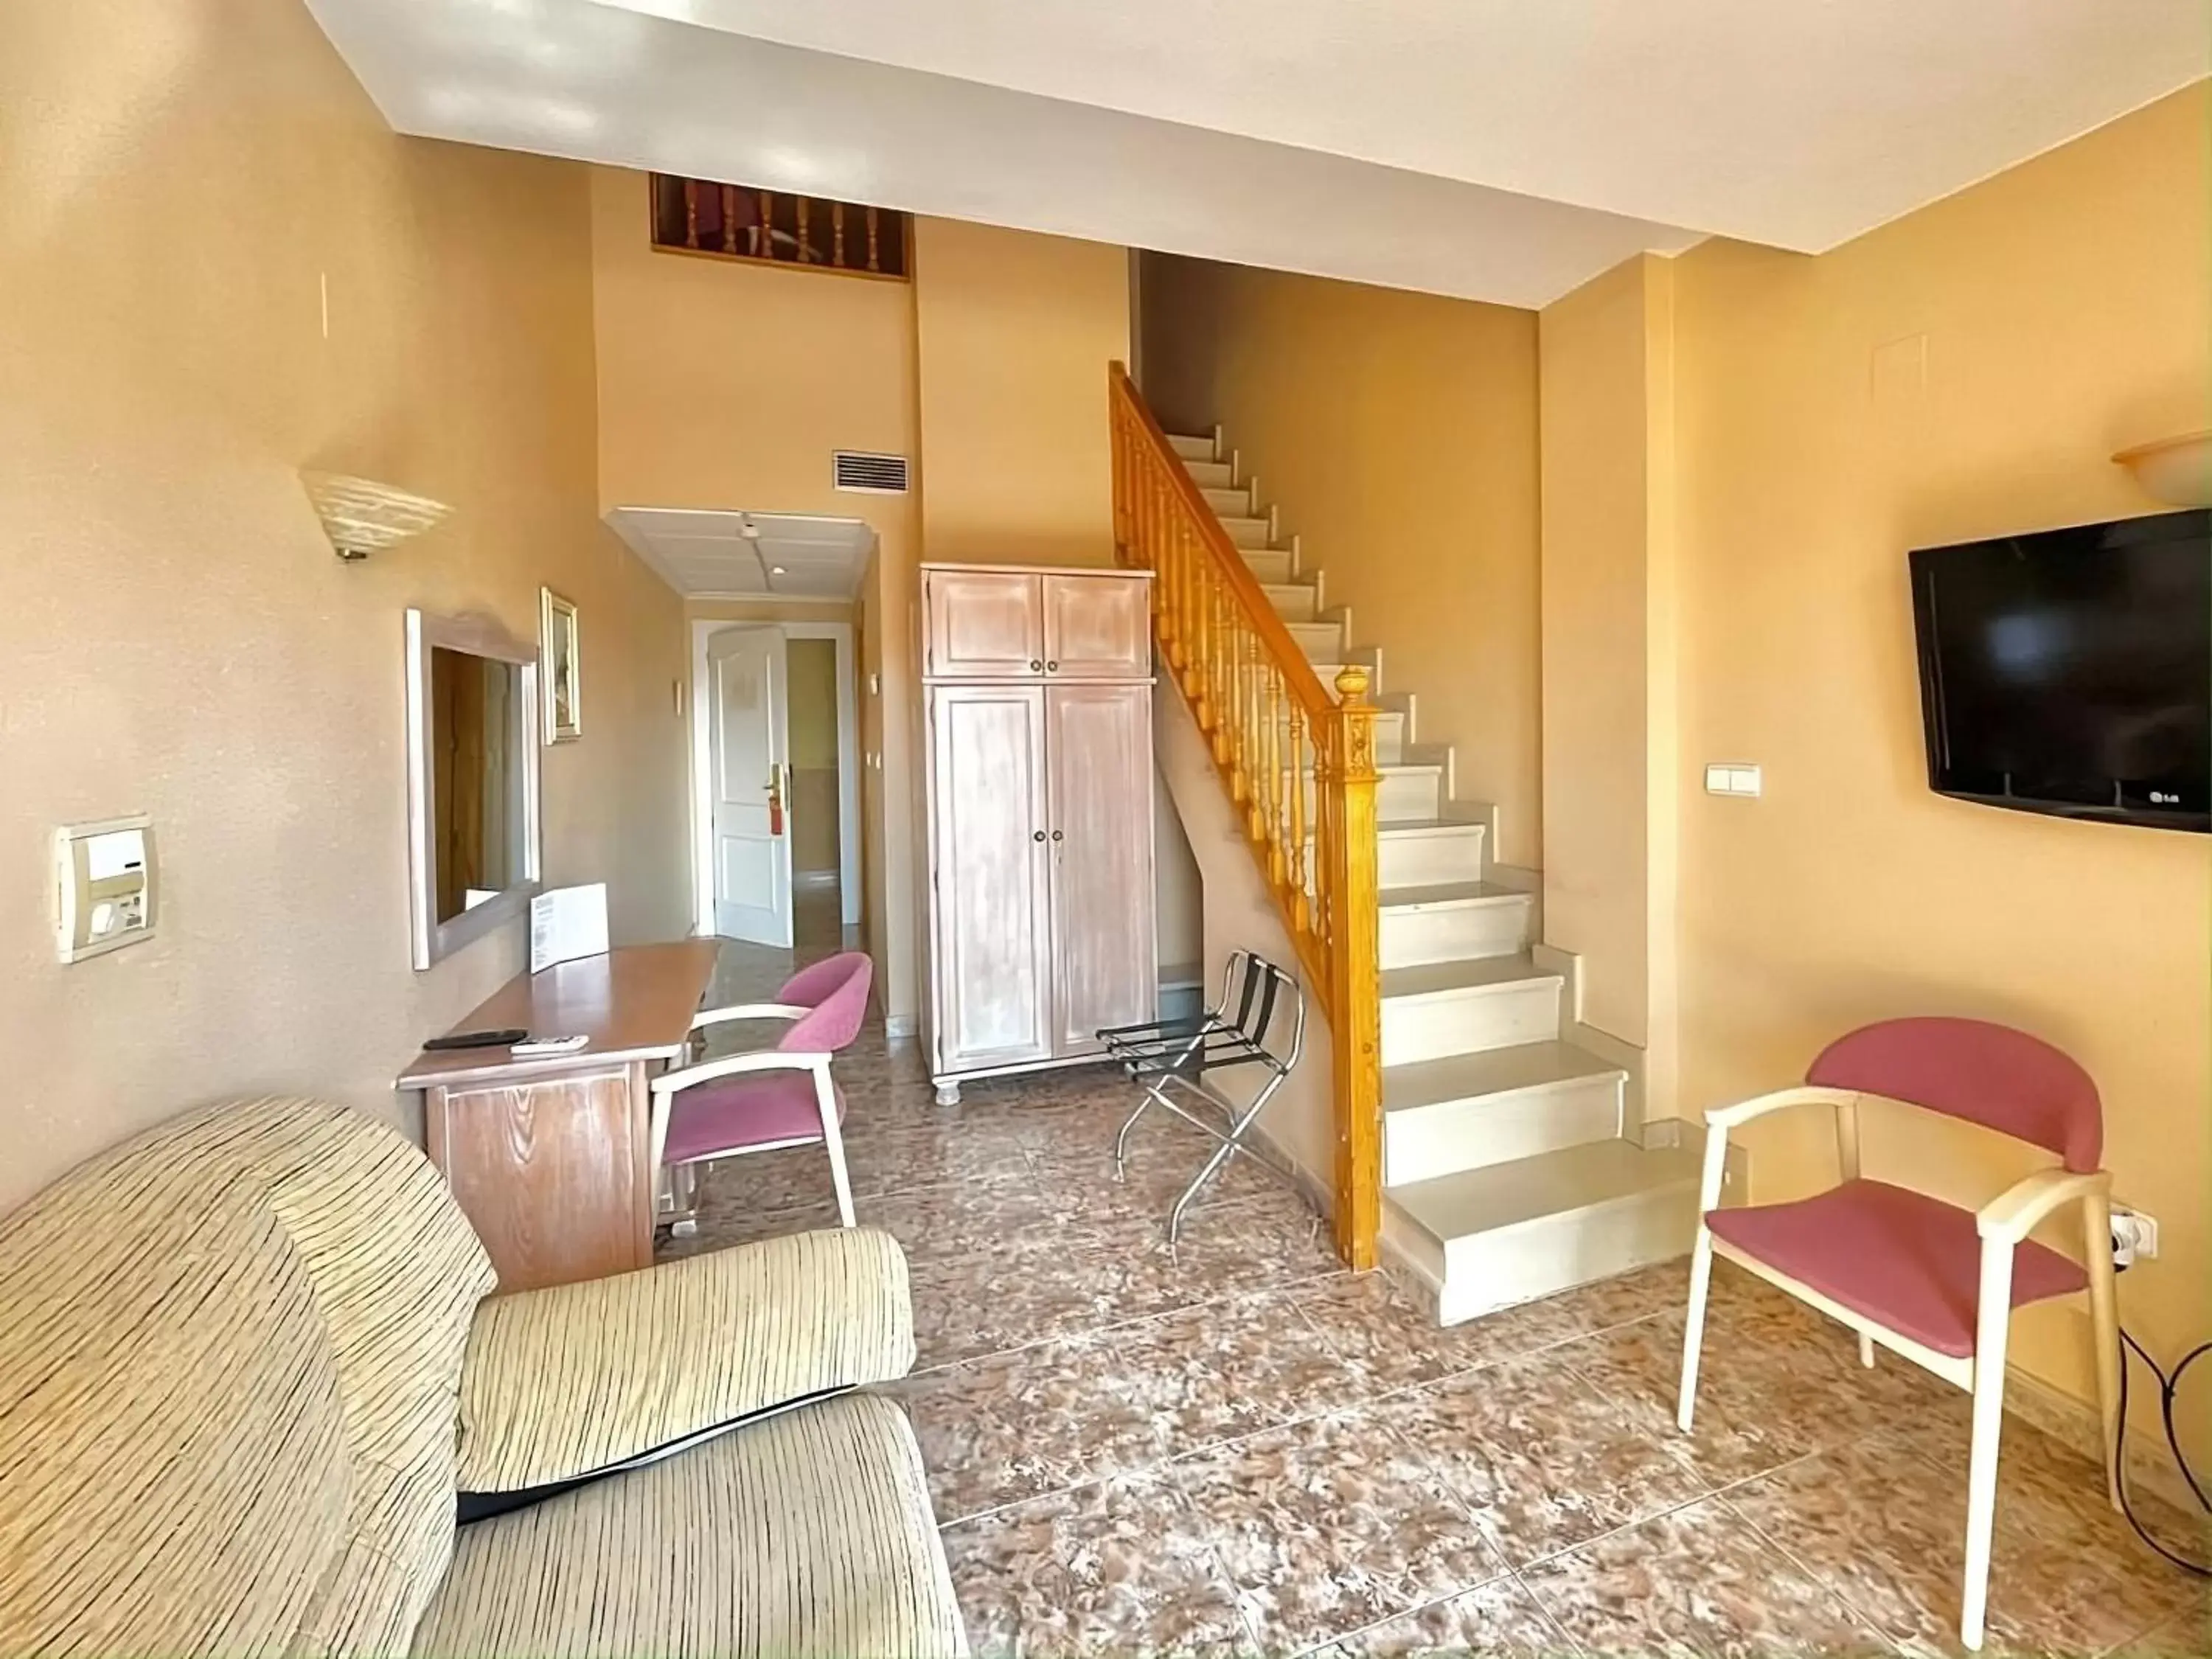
{"left": 422, "top": 1028, "right": 528, "bottom": 1051}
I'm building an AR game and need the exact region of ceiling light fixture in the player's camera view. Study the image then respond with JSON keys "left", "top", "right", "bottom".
{"left": 771, "top": 565, "right": 787, "bottom": 575}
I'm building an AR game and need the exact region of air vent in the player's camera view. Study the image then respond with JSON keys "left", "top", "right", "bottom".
{"left": 833, "top": 451, "right": 911, "bottom": 495}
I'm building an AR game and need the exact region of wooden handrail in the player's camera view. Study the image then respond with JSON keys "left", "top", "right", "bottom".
{"left": 1107, "top": 361, "right": 1382, "bottom": 1270}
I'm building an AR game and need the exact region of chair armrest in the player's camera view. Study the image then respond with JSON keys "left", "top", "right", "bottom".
{"left": 1977, "top": 1168, "right": 2110, "bottom": 1244}
{"left": 650, "top": 1049, "right": 825, "bottom": 1098}
{"left": 456, "top": 1227, "right": 916, "bottom": 1493}
{"left": 1703, "top": 1085, "right": 1859, "bottom": 1133}
{"left": 690, "top": 1001, "right": 807, "bottom": 1032}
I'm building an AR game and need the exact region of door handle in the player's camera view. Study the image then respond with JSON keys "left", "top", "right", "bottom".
{"left": 766, "top": 765, "right": 785, "bottom": 837}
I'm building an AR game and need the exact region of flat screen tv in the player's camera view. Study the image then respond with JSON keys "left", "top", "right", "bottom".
{"left": 1910, "top": 507, "right": 2209, "bottom": 833}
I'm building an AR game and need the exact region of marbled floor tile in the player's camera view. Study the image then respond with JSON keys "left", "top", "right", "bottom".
{"left": 1559, "top": 1310, "right": 1851, "bottom": 1489}
{"left": 2118, "top": 1604, "right": 2212, "bottom": 1658}
{"left": 904, "top": 1230, "right": 1139, "bottom": 1371}
{"left": 888, "top": 1290, "right": 1366, "bottom": 1525}
{"left": 1377, "top": 1351, "right": 1712, "bottom": 1568}
{"left": 1520, "top": 1494, "right": 1895, "bottom": 1656}
{"left": 1323, "top": 1574, "right": 1578, "bottom": 1658}
{"left": 1166, "top": 1408, "right": 1509, "bottom": 1653}
{"left": 942, "top": 1473, "right": 1253, "bottom": 1657}
{"left": 1290, "top": 1269, "right": 1670, "bottom": 1396}
{"left": 1720, "top": 1427, "right": 2200, "bottom": 1658}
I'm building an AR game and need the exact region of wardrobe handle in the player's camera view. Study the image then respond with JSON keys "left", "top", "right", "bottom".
{"left": 1051, "top": 830, "right": 1064, "bottom": 842}
{"left": 1032, "top": 830, "right": 1046, "bottom": 843}
{"left": 1046, "top": 660, "right": 1060, "bottom": 672}
{"left": 1029, "top": 659, "right": 1043, "bottom": 672}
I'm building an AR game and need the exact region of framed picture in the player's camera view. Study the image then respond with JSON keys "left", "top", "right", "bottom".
{"left": 540, "top": 588, "right": 581, "bottom": 742}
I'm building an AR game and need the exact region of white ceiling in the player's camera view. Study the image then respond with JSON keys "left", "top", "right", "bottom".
{"left": 605, "top": 508, "right": 874, "bottom": 599}
{"left": 306, "top": 0, "right": 2208, "bottom": 304}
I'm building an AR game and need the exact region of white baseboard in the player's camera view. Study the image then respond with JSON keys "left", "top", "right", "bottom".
{"left": 884, "top": 1015, "right": 918, "bottom": 1043}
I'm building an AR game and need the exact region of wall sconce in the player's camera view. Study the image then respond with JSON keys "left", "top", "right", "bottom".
{"left": 2111, "top": 431, "right": 2212, "bottom": 509}
{"left": 302, "top": 470, "right": 453, "bottom": 561}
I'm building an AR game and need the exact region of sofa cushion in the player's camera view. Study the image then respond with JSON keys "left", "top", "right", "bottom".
{"left": 0, "top": 1098, "right": 496, "bottom": 1659}
{"left": 0, "top": 1110, "right": 352, "bottom": 1656}
{"left": 457, "top": 1228, "right": 915, "bottom": 1494}
{"left": 414, "top": 1392, "right": 967, "bottom": 1659}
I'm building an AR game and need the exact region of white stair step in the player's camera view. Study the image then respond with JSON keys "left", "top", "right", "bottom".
{"left": 1286, "top": 619, "right": 1346, "bottom": 660}
{"left": 1383, "top": 1140, "right": 1700, "bottom": 1325}
{"left": 1201, "top": 484, "right": 1253, "bottom": 516}
{"left": 1379, "top": 880, "right": 1533, "bottom": 967}
{"left": 1241, "top": 547, "right": 1295, "bottom": 585}
{"left": 1376, "top": 819, "right": 1486, "bottom": 888}
{"left": 1182, "top": 459, "right": 1234, "bottom": 489}
{"left": 1167, "top": 432, "right": 1217, "bottom": 462}
{"left": 1382, "top": 1040, "right": 1626, "bottom": 1185}
{"left": 1218, "top": 515, "right": 1273, "bottom": 549}
{"left": 1262, "top": 582, "right": 1319, "bottom": 622}
{"left": 1290, "top": 762, "right": 1444, "bottom": 827}
{"left": 1380, "top": 953, "right": 1562, "bottom": 1065}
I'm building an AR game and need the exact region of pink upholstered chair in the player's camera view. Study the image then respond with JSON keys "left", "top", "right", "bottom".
{"left": 1677, "top": 1017, "right": 2121, "bottom": 1651}
{"left": 648, "top": 953, "right": 874, "bottom": 1231}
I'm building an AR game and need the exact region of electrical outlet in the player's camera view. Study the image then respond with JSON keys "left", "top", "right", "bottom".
{"left": 2112, "top": 1206, "right": 2159, "bottom": 1267}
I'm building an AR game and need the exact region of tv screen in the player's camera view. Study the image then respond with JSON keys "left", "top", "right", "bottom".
{"left": 1910, "top": 507, "right": 2209, "bottom": 833}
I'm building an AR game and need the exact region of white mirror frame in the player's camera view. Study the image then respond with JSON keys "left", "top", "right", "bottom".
{"left": 404, "top": 608, "right": 544, "bottom": 970}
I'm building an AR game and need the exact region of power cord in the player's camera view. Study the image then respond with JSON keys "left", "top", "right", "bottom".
{"left": 2114, "top": 1327, "right": 2210, "bottom": 1577}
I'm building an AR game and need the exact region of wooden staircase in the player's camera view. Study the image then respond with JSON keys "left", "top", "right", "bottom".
{"left": 1112, "top": 365, "right": 1701, "bottom": 1321}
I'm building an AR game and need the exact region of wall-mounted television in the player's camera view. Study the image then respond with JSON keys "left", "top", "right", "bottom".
{"left": 1910, "top": 507, "right": 2209, "bottom": 834}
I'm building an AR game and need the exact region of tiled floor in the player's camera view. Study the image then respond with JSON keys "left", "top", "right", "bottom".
{"left": 669, "top": 935, "right": 2207, "bottom": 1656}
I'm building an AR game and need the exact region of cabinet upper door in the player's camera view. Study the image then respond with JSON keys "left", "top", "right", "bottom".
{"left": 1042, "top": 573, "right": 1152, "bottom": 681}
{"left": 928, "top": 684, "right": 1056, "bottom": 1075}
{"left": 1046, "top": 683, "right": 1158, "bottom": 1056}
{"left": 924, "top": 569, "right": 1043, "bottom": 679}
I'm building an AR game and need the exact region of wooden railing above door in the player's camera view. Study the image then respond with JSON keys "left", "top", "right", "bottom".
{"left": 1107, "top": 361, "right": 1382, "bottom": 1270}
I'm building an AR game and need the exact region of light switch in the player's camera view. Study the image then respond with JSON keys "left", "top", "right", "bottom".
{"left": 1705, "top": 764, "right": 1763, "bottom": 798}
{"left": 56, "top": 815, "right": 156, "bottom": 962}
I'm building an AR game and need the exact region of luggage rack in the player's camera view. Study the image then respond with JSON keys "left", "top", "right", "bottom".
{"left": 1098, "top": 949, "right": 1307, "bottom": 1244}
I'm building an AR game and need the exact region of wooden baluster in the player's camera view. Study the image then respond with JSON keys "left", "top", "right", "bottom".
{"left": 1287, "top": 703, "right": 1310, "bottom": 933}
{"left": 796, "top": 197, "right": 812, "bottom": 262}
{"left": 832, "top": 201, "right": 847, "bottom": 268}
{"left": 1265, "top": 669, "right": 1286, "bottom": 889}
{"left": 1320, "top": 665, "right": 1382, "bottom": 1271}
{"left": 758, "top": 191, "right": 774, "bottom": 259}
{"left": 720, "top": 184, "right": 737, "bottom": 254}
{"left": 682, "top": 179, "right": 700, "bottom": 248}
{"left": 1208, "top": 588, "right": 1231, "bottom": 766}
{"left": 866, "top": 206, "right": 882, "bottom": 271}
{"left": 1245, "top": 633, "right": 1265, "bottom": 838}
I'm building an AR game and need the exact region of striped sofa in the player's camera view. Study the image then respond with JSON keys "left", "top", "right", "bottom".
{"left": 0, "top": 1097, "right": 967, "bottom": 1658}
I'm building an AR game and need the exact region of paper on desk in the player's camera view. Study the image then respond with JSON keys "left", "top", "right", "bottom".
{"left": 529, "top": 883, "right": 609, "bottom": 975}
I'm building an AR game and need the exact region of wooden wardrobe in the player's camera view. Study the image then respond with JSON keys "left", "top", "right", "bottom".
{"left": 920, "top": 564, "right": 1159, "bottom": 1104}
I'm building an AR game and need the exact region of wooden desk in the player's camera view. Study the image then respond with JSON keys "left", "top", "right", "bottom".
{"left": 398, "top": 940, "right": 719, "bottom": 1292}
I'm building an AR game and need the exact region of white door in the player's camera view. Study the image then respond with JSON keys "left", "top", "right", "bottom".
{"left": 709, "top": 626, "right": 792, "bottom": 945}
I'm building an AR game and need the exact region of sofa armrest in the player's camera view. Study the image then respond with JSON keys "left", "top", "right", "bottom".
{"left": 456, "top": 1226, "right": 915, "bottom": 1493}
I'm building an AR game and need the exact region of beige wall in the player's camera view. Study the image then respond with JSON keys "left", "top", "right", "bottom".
{"left": 1138, "top": 257, "right": 1545, "bottom": 867}
{"left": 592, "top": 170, "right": 922, "bottom": 1016}
{"left": 787, "top": 638, "right": 841, "bottom": 877}
{"left": 913, "top": 220, "right": 1131, "bottom": 568}
{"left": 0, "top": 0, "right": 689, "bottom": 1214}
{"left": 1667, "top": 88, "right": 2210, "bottom": 1439}
{"left": 1537, "top": 254, "right": 1682, "bottom": 1115}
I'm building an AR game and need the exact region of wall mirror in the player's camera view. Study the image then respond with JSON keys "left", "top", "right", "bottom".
{"left": 405, "top": 608, "right": 542, "bottom": 968}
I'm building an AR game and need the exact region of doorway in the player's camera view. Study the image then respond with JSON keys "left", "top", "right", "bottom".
{"left": 690, "top": 619, "right": 860, "bottom": 946}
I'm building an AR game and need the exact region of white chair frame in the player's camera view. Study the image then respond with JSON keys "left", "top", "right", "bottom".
{"left": 1676, "top": 1085, "right": 2122, "bottom": 1651}
{"left": 648, "top": 1003, "right": 857, "bottom": 1233}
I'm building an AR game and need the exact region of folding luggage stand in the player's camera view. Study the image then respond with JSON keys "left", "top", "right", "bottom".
{"left": 1098, "top": 950, "right": 1308, "bottom": 1244}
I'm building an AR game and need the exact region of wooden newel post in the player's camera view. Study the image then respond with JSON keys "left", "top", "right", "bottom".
{"left": 1324, "top": 664, "right": 1382, "bottom": 1270}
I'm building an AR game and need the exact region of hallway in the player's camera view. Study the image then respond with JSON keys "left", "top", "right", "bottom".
{"left": 664, "top": 939, "right": 2205, "bottom": 1657}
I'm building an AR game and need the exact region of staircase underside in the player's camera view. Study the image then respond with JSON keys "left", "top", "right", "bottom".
{"left": 1165, "top": 425, "right": 1697, "bottom": 1324}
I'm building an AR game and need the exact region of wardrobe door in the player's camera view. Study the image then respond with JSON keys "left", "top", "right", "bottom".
{"left": 923, "top": 569, "right": 1044, "bottom": 678}
{"left": 1041, "top": 572, "right": 1152, "bottom": 679}
{"left": 928, "top": 684, "right": 1055, "bottom": 1075}
{"left": 1046, "top": 683, "right": 1158, "bottom": 1055}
